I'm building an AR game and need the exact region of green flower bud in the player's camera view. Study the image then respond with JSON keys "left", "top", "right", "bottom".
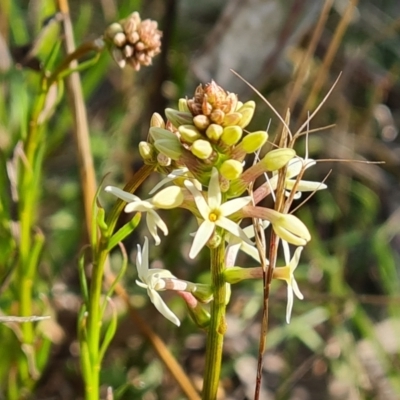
{"left": 154, "top": 138, "right": 182, "bottom": 160}
{"left": 222, "top": 112, "right": 242, "bottom": 127}
{"left": 152, "top": 186, "right": 184, "bottom": 209}
{"left": 193, "top": 114, "right": 211, "bottom": 130}
{"left": 205, "top": 124, "right": 223, "bottom": 141}
{"left": 191, "top": 283, "right": 213, "bottom": 303}
{"left": 178, "top": 98, "right": 190, "bottom": 112}
{"left": 138, "top": 141, "right": 155, "bottom": 161}
{"left": 149, "top": 126, "right": 177, "bottom": 141}
{"left": 191, "top": 139, "right": 213, "bottom": 159}
{"left": 237, "top": 101, "right": 256, "bottom": 128}
{"left": 241, "top": 130, "right": 268, "bottom": 153}
{"left": 178, "top": 124, "right": 202, "bottom": 143}
{"left": 272, "top": 213, "right": 311, "bottom": 246}
{"left": 235, "top": 101, "right": 244, "bottom": 110}
{"left": 220, "top": 159, "right": 243, "bottom": 180}
{"left": 224, "top": 267, "right": 262, "bottom": 284}
{"left": 165, "top": 108, "right": 193, "bottom": 128}
{"left": 221, "top": 125, "right": 243, "bottom": 146}
{"left": 263, "top": 148, "right": 296, "bottom": 171}
{"left": 187, "top": 303, "right": 210, "bottom": 329}
{"left": 208, "top": 232, "right": 222, "bottom": 248}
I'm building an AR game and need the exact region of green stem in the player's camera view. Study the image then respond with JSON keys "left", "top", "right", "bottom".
{"left": 202, "top": 233, "right": 226, "bottom": 400}
{"left": 83, "top": 164, "right": 153, "bottom": 400}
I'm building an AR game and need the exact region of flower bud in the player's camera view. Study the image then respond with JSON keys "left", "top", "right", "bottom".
{"left": 149, "top": 127, "right": 177, "bottom": 141}
{"left": 186, "top": 302, "right": 210, "bottom": 328}
{"left": 237, "top": 101, "right": 255, "bottom": 128}
{"left": 150, "top": 112, "right": 165, "bottom": 128}
{"left": 210, "top": 109, "right": 225, "bottom": 125}
{"left": 207, "top": 232, "right": 222, "bottom": 248}
{"left": 165, "top": 108, "right": 193, "bottom": 128}
{"left": 193, "top": 114, "right": 211, "bottom": 131}
{"left": 190, "top": 283, "right": 213, "bottom": 303}
{"left": 154, "top": 138, "right": 182, "bottom": 160}
{"left": 139, "top": 141, "right": 155, "bottom": 162}
{"left": 104, "top": 22, "right": 124, "bottom": 40}
{"left": 221, "top": 126, "right": 243, "bottom": 146}
{"left": 178, "top": 124, "right": 202, "bottom": 143}
{"left": 235, "top": 101, "right": 243, "bottom": 110}
{"left": 220, "top": 159, "right": 243, "bottom": 180}
{"left": 178, "top": 98, "right": 190, "bottom": 112}
{"left": 113, "top": 32, "right": 127, "bottom": 47}
{"left": 224, "top": 267, "right": 261, "bottom": 284}
{"left": 157, "top": 153, "right": 171, "bottom": 166}
{"left": 264, "top": 209, "right": 311, "bottom": 246}
{"left": 191, "top": 140, "right": 213, "bottom": 159}
{"left": 205, "top": 124, "right": 223, "bottom": 141}
{"left": 263, "top": 148, "right": 296, "bottom": 171}
{"left": 152, "top": 186, "right": 184, "bottom": 209}
{"left": 222, "top": 112, "right": 242, "bottom": 127}
{"left": 241, "top": 131, "right": 268, "bottom": 153}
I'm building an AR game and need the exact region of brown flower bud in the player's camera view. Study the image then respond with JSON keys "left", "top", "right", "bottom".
{"left": 105, "top": 12, "right": 162, "bottom": 70}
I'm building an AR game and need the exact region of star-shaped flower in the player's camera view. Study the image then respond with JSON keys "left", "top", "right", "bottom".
{"left": 105, "top": 185, "right": 183, "bottom": 245}
{"left": 135, "top": 237, "right": 180, "bottom": 326}
{"left": 268, "top": 157, "right": 327, "bottom": 199}
{"left": 225, "top": 221, "right": 270, "bottom": 267}
{"left": 184, "top": 168, "right": 253, "bottom": 259}
{"left": 272, "top": 246, "right": 304, "bottom": 323}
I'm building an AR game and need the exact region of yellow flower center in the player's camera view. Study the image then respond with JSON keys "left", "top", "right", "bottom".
{"left": 208, "top": 211, "right": 219, "bottom": 222}
{"left": 272, "top": 266, "right": 290, "bottom": 282}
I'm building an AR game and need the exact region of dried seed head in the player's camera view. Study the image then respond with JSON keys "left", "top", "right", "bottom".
{"left": 187, "top": 81, "right": 238, "bottom": 118}
{"left": 105, "top": 12, "right": 162, "bottom": 70}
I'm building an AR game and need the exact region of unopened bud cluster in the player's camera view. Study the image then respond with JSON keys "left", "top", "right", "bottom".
{"left": 104, "top": 12, "right": 162, "bottom": 70}
{"left": 140, "top": 80, "right": 272, "bottom": 189}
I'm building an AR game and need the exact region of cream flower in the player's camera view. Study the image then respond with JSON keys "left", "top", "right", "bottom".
{"left": 225, "top": 222, "right": 270, "bottom": 267}
{"left": 268, "top": 157, "right": 327, "bottom": 199}
{"left": 184, "top": 168, "right": 253, "bottom": 259}
{"left": 105, "top": 185, "right": 184, "bottom": 245}
{"left": 136, "top": 237, "right": 180, "bottom": 326}
{"left": 273, "top": 246, "right": 304, "bottom": 323}
{"left": 149, "top": 167, "right": 190, "bottom": 194}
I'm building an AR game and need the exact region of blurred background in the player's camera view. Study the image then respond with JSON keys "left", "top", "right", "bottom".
{"left": 0, "top": 0, "right": 400, "bottom": 399}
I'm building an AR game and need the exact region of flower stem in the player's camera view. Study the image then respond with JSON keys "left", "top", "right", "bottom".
{"left": 202, "top": 233, "right": 226, "bottom": 400}
{"left": 82, "top": 164, "right": 154, "bottom": 400}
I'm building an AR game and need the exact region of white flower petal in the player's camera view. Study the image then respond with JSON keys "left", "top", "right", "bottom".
{"left": 184, "top": 180, "right": 210, "bottom": 220}
{"left": 285, "top": 158, "right": 303, "bottom": 178}
{"left": 291, "top": 278, "right": 304, "bottom": 300}
{"left": 105, "top": 186, "right": 140, "bottom": 203}
{"left": 189, "top": 220, "right": 215, "bottom": 259}
{"left": 220, "top": 196, "right": 252, "bottom": 216}
{"left": 282, "top": 240, "right": 291, "bottom": 265}
{"left": 125, "top": 200, "right": 154, "bottom": 213}
{"left": 147, "top": 289, "right": 181, "bottom": 326}
{"left": 136, "top": 280, "right": 148, "bottom": 289}
{"left": 136, "top": 237, "right": 149, "bottom": 281}
{"left": 290, "top": 247, "right": 303, "bottom": 269}
{"left": 217, "top": 217, "right": 253, "bottom": 246}
{"left": 149, "top": 168, "right": 189, "bottom": 194}
{"left": 286, "top": 284, "right": 294, "bottom": 324}
{"left": 146, "top": 211, "right": 168, "bottom": 245}
{"left": 273, "top": 224, "right": 308, "bottom": 246}
{"left": 208, "top": 168, "right": 221, "bottom": 209}
{"left": 240, "top": 241, "right": 263, "bottom": 263}
{"left": 285, "top": 179, "right": 327, "bottom": 192}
